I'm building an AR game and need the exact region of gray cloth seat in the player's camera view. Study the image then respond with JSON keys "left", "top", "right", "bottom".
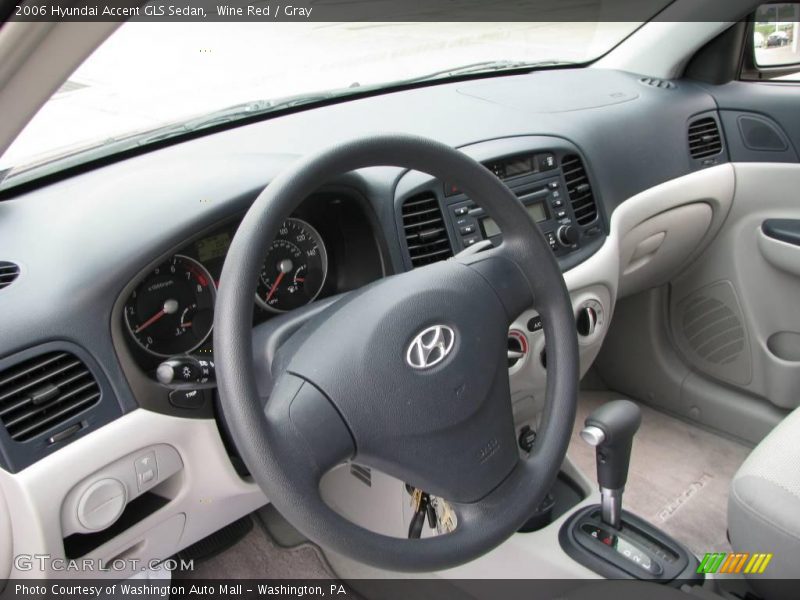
{"left": 728, "top": 406, "right": 800, "bottom": 598}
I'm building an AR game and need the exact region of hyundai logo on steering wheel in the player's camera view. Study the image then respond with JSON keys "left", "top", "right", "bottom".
{"left": 406, "top": 325, "right": 456, "bottom": 369}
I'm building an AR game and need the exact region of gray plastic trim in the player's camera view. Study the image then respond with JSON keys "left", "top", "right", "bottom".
{"left": 671, "top": 163, "right": 800, "bottom": 410}
{"left": 0, "top": 485, "right": 10, "bottom": 581}
{"left": 757, "top": 228, "right": 800, "bottom": 278}
{"left": 0, "top": 409, "right": 264, "bottom": 578}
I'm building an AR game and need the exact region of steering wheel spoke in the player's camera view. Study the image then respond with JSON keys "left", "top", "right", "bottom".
{"left": 265, "top": 373, "right": 355, "bottom": 477}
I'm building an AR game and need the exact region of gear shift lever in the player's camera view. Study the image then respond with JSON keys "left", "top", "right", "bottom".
{"left": 580, "top": 400, "right": 641, "bottom": 529}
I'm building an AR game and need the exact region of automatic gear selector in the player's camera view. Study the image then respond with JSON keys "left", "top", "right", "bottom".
{"left": 580, "top": 399, "right": 641, "bottom": 528}
{"left": 560, "top": 400, "right": 701, "bottom": 583}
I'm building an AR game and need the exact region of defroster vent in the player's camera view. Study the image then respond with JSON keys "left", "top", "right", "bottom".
{"left": 561, "top": 155, "right": 598, "bottom": 226}
{"left": 401, "top": 193, "right": 453, "bottom": 268}
{"left": 688, "top": 117, "right": 722, "bottom": 159}
{"left": 0, "top": 352, "right": 101, "bottom": 442}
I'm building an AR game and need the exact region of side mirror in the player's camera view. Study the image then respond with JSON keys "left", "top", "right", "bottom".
{"left": 754, "top": 3, "right": 800, "bottom": 68}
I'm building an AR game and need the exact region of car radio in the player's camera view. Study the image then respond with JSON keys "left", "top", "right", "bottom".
{"left": 442, "top": 151, "right": 602, "bottom": 257}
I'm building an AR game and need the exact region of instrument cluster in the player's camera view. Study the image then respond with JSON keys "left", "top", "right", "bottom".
{"left": 121, "top": 193, "right": 384, "bottom": 369}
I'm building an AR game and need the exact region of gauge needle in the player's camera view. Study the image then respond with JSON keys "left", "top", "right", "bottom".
{"left": 265, "top": 259, "right": 294, "bottom": 303}
{"left": 135, "top": 299, "right": 178, "bottom": 333}
{"left": 265, "top": 272, "right": 285, "bottom": 303}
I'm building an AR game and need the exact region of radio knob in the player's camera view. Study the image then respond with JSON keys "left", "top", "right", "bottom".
{"left": 557, "top": 225, "right": 579, "bottom": 247}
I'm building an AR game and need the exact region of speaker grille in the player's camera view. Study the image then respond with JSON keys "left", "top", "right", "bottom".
{"left": 738, "top": 115, "right": 788, "bottom": 152}
{"left": 673, "top": 281, "right": 751, "bottom": 386}
{"left": 681, "top": 296, "right": 745, "bottom": 365}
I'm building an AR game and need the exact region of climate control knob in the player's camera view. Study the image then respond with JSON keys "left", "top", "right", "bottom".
{"left": 557, "top": 225, "right": 579, "bottom": 247}
{"left": 576, "top": 299, "right": 604, "bottom": 338}
{"left": 577, "top": 306, "right": 598, "bottom": 337}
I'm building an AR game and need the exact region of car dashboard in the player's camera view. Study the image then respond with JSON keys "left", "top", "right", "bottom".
{"left": 0, "top": 66, "right": 741, "bottom": 578}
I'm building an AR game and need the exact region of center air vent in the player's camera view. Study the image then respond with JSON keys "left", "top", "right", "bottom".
{"left": 688, "top": 117, "right": 722, "bottom": 159}
{"left": 0, "top": 262, "right": 20, "bottom": 290}
{"left": 0, "top": 352, "right": 100, "bottom": 442}
{"left": 561, "top": 155, "right": 598, "bottom": 226}
{"left": 401, "top": 193, "right": 453, "bottom": 268}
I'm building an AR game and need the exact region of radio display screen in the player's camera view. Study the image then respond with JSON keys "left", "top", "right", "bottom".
{"left": 526, "top": 202, "right": 547, "bottom": 223}
{"left": 504, "top": 157, "right": 535, "bottom": 178}
{"left": 481, "top": 202, "right": 547, "bottom": 237}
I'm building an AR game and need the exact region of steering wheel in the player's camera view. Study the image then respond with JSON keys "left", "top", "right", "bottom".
{"left": 214, "top": 134, "right": 579, "bottom": 572}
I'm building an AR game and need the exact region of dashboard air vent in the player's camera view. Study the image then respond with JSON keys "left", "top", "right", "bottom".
{"left": 561, "top": 155, "right": 598, "bottom": 226}
{"left": 0, "top": 262, "right": 20, "bottom": 290}
{"left": 639, "top": 77, "right": 676, "bottom": 90}
{"left": 688, "top": 117, "right": 722, "bottom": 159}
{"left": 0, "top": 352, "right": 100, "bottom": 442}
{"left": 401, "top": 193, "right": 453, "bottom": 268}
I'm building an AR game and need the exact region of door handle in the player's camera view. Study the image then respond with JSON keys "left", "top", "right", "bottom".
{"left": 758, "top": 221, "right": 800, "bottom": 277}
{"left": 762, "top": 219, "right": 800, "bottom": 247}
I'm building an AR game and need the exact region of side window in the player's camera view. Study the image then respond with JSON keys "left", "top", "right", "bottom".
{"left": 742, "top": 3, "right": 800, "bottom": 81}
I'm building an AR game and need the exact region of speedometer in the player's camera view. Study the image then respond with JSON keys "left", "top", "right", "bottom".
{"left": 256, "top": 218, "right": 328, "bottom": 313}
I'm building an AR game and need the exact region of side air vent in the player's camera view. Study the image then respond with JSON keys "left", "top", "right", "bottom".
{"left": 401, "top": 193, "right": 453, "bottom": 268}
{"left": 0, "top": 352, "right": 101, "bottom": 442}
{"left": 639, "top": 76, "right": 676, "bottom": 90}
{"left": 688, "top": 117, "right": 722, "bottom": 159}
{"left": 561, "top": 155, "right": 598, "bottom": 226}
{"left": 0, "top": 262, "right": 20, "bottom": 290}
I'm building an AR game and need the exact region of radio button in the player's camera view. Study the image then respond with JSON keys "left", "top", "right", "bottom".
{"left": 462, "top": 234, "right": 482, "bottom": 247}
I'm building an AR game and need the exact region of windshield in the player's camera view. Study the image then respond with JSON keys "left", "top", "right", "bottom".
{"left": 0, "top": 21, "right": 645, "bottom": 189}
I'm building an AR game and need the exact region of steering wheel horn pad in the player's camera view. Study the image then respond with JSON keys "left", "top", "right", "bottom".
{"left": 283, "top": 258, "right": 520, "bottom": 503}
{"left": 214, "top": 134, "right": 579, "bottom": 571}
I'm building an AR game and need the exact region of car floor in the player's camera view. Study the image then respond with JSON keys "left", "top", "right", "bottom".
{"left": 175, "top": 510, "right": 336, "bottom": 579}
{"left": 569, "top": 391, "right": 752, "bottom": 556}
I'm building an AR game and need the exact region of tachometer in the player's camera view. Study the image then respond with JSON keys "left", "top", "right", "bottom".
{"left": 124, "top": 255, "right": 215, "bottom": 357}
{"left": 256, "top": 218, "right": 328, "bottom": 313}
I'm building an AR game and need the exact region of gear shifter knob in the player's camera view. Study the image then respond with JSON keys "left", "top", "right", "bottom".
{"left": 580, "top": 400, "right": 641, "bottom": 529}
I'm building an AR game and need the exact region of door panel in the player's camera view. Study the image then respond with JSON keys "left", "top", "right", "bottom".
{"left": 670, "top": 163, "right": 800, "bottom": 409}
